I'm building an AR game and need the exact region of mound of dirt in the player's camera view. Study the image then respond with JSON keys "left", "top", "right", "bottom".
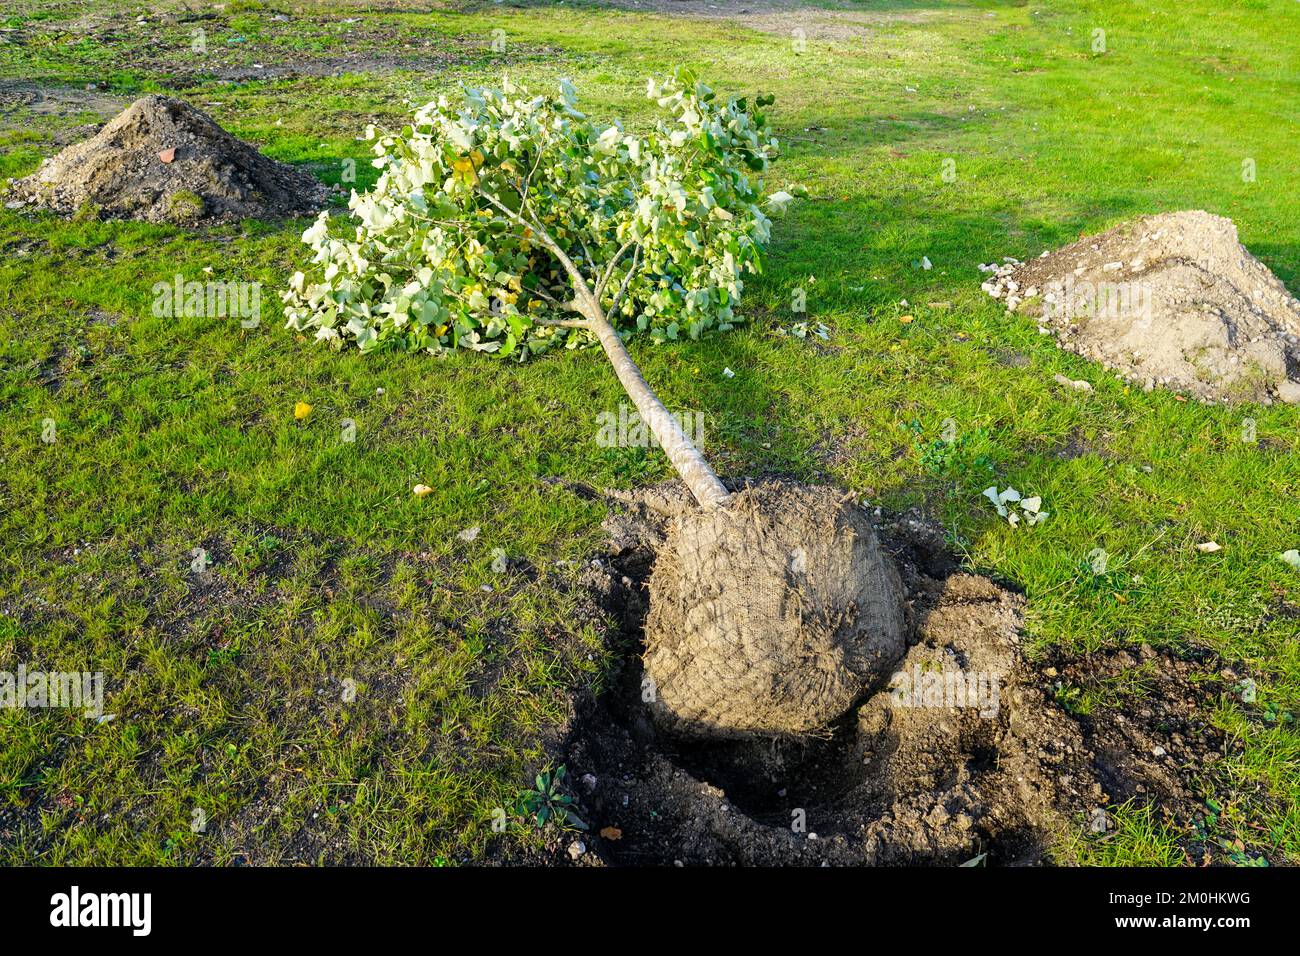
{"left": 9, "top": 95, "right": 327, "bottom": 224}
{"left": 983, "top": 211, "right": 1300, "bottom": 405}
{"left": 641, "top": 482, "right": 906, "bottom": 738}
{"left": 526, "top": 482, "right": 1246, "bottom": 867}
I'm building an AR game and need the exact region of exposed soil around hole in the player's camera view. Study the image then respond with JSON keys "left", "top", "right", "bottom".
{"left": 532, "top": 481, "right": 1246, "bottom": 866}
{"left": 10, "top": 94, "right": 327, "bottom": 224}
{"left": 1042, "top": 645, "right": 1237, "bottom": 814}
{"left": 984, "top": 211, "right": 1300, "bottom": 406}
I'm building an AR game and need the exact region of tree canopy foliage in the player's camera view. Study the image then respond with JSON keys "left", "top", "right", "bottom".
{"left": 283, "top": 69, "right": 790, "bottom": 360}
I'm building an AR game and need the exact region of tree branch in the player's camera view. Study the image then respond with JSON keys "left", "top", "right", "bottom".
{"left": 577, "top": 233, "right": 599, "bottom": 287}
{"left": 605, "top": 243, "right": 641, "bottom": 319}
{"left": 477, "top": 187, "right": 596, "bottom": 307}
{"left": 535, "top": 317, "right": 592, "bottom": 329}
{"left": 474, "top": 191, "right": 727, "bottom": 509}
{"left": 525, "top": 283, "right": 564, "bottom": 307}
{"left": 595, "top": 238, "right": 637, "bottom": 298}
{"left": 520, "top": 147, "right": 545, "bottom": 205}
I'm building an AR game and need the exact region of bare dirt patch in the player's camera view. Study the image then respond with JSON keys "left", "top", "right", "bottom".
{"left": 1043, "top": 645, "right": 1237, "bottom": 814}
{"left": 516, "top": 0, "right": 936, "bottom": 41}
{"left": 984, "top": 211, "right": 1300, "bottom": 406}
{"left": 3, "top": 9, "right": 561, "bottom": 88}
{"left": 532, "top": 481, "right": 1246, "bottom": 866}
{"left": 0, "top": 81, "right": 129, "bottom": 145}
{"left": 10, "top": 94, "right": 327, "bottom": 224}
{"left": 0, "top": 81, "right": 127, "bottom": 120}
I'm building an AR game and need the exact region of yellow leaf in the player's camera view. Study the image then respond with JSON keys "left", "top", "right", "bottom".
{"left": 413, "top": 484, "right": 434, "bottom": 498}
{"left": 453, "top": 150, "right": 485, "bottom": 184}
{"left": 899, "top": 315, "right": 914, "bottom": 324}
{"left": 599, "top": 826, "right": 622, "bottom": 841}
{"left": 294, "top": 401, "right": 312, "bottom": 420}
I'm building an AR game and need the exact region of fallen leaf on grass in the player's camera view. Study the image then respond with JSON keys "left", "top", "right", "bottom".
{"left": 1196, "top": 541, "right": 1222, "bottom": 553}
{"left": 412, "top": 484, "right": 433, "bottom": 497}
{"left": 293, "top": 401, "right": 312, "bottom": 420}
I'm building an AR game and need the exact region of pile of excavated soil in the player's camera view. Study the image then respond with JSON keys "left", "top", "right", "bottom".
{"left": 9, "top": 95, "right": 327, "bottom": 224}
{"left": 982, "top": 211, "right": 1300, "bottom": 405}
{"left": 642, "top": 483, "right": 906, "bottom": 739}
{"left": 505, "top": 481, "right": 1249, "bottom": 867}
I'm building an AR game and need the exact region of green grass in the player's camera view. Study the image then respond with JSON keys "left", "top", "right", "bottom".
{"left": 1, "top": 0, "right": 1297, "bottom": 865}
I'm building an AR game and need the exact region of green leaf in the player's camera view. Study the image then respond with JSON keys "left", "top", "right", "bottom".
{"left": 561, "top": 809, "right": 588, "bottom": 831}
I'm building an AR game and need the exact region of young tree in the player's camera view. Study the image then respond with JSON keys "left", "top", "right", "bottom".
{"left": 284, "top": 72, "right": 906, "bottom": 740}
{"left": 283, "top": 69, "right": 793, "bottom": 510}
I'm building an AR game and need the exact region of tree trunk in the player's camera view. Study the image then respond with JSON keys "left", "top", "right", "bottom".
{"left": 579, "top": 300, "right": 732, "bottom": 511}
{"left": 482, "top": 185, "right": 732, "bottom": 511}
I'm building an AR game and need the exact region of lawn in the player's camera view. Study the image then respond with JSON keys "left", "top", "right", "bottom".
{"left": 0, "top": 0, "right": 1297, "bottom": 865}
